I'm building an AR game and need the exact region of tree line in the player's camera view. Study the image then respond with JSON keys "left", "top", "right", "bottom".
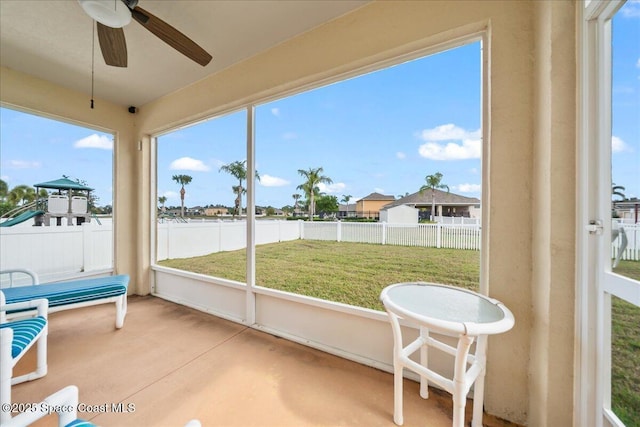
{"left": 165, "top": 161, "right": 457, "bottom": 221}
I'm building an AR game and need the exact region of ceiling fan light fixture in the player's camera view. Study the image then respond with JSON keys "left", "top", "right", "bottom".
{"left": 79, "top": 0, "right": 131, "bottom": 28}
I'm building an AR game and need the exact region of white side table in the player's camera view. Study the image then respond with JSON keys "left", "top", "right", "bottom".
{"left": 380, "top": 282, "right": 515, "bottom": 427}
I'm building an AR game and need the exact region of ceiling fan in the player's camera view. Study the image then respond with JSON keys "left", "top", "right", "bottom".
{"left": 78, "top": 0, "right": 212, "bottom": 68}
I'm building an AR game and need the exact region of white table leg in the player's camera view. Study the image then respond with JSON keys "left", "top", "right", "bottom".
{"left": 453, "top": 335, "right": 475, "bottom": 427}
{"left": 420, "top": 326, "right": 429, "bottom": 399}
{"left": 394, "top": 358, "right": 404, "bottom": 425}
{"left": 471, "top": 335, "right": 488, "bottom": 427}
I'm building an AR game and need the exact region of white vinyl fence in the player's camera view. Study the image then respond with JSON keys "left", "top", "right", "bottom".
{"left": 0, "top": 220, "right": 113, "bottom": 284}
{"left": 2, "top": 220, "right": 638, "bottom": 283}
{"left": 612, "top": 223, "right": 640, "bottom": 262}
{"left": 302, "top": 221, "right": 481, "bottom": 250}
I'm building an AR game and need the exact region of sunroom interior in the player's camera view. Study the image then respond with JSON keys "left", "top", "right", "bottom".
{"left": 2, "top": 0, "right": 633, "bottom": 426}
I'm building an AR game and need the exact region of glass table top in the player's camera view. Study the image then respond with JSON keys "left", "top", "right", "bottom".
{"left": 385, "top": 283, "right": 505, "bottom": 324}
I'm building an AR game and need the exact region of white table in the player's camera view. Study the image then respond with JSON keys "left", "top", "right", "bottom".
{"left": 380, "top": 282, "right": 515, "bottom": 427}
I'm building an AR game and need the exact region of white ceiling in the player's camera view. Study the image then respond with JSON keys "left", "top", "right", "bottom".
{"left": 0, "top": 0, "right": 369, "bottom": 107}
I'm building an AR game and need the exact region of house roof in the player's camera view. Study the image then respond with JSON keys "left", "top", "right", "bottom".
{"left": 338, "top": 204, "right": 356, "bottom": 212}
{"left": 358, "top": 192, "right": 396, "bottom": 202}
{"left": 382, "top": 189, "right": 480, "bottom": 209}
{"left": 380, "top": 204, "right": 418, "bottom": 212}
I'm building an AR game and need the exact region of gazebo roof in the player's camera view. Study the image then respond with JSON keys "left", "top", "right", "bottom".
{"left": 34, "top": 178, "right": 93, "bottom": 191}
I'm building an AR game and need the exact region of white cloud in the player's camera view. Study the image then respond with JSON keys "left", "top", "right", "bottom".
{"left": 418, "top": 124, "right": 480, "bottom": 141}
{"left": 271, "top": 108, "right": 280, "bottom": 117}
{"left": 282, "top": 132, "right": 298, "bottom": 140}
{"left": 374, "top": 187, "right": 385, "bottom": 194}
{"left": 455, "top": 183, "right": 482, "bottom": 193}
{"left": 621, "top": 0, "right": 640, "bottom": 18}
{"left": 161, "top": 191, "right": 179, "bottom": 200}
{"left": 396, "top": 151, "right": 406, "bottom": 159}
{"left": 612, "top": 136, "right": 632, "bottom": 153}
{"left": 169, "top": 157, "right": 210, "bottom": 171}
{"left": 418, "top": 139, "right": 481, "bottom": 160}
{"left": 636, "top": 58, "right": 640, "bottom": 68}
{"left": 469, "top": 168, "right": 479, "bottom": 174}
{"left": 74, "top": 134, "right": 112, "bottom": 150}
{"left": 8, "top": 160, "right": 41, "bottom": 169}
{"left": 260, "top": 174, "right": 290, "bottom": 187}
{"left": 318, "top": 182, "right": 346, "bottom": 194}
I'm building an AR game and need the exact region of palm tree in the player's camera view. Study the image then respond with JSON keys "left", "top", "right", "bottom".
{"left": 297, "top": 167, "right": 333, "bottom": 221}
{"left": 219, "top": 160, "right": 260, "bottom": 217}
{"left": 292, "top": 193, "right": 302, "bottom": 215}
{"left": 341, "top": 194, "right": 352, "bottom": 217}
{"left": 612, "top": 183, "right": 626, "bottom": 201}
{"left": 172, "top": 174, "right": 192, "bottom": 217}
{"left": 0, "top": 179, "right": 8, "bottom": 202}
{"left": 612, "top": 183, "right": 626, "bottom": 218}
{"left": 8, "top": 185, "right": 35, "bottom": 206}
{"left": 158, "top": 196, "right": 167, "bottom": 212}
{"left": 420, "top": 172, "right": 449, "bottom": 221}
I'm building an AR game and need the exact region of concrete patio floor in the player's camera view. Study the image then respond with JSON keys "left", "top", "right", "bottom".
{"left": 11, "top": 296, "right": 521, "bottom": 427}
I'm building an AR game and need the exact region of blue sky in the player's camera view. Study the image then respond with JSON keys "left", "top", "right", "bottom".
{"left": 1, "top": 2, "right": 639, "bottom": 210}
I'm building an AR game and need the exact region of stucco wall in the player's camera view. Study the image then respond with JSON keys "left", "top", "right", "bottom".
{"left": 0, "top": 1, "right": 580, "bottom": 425}
{"left": 0, "top": 67, "right": 139, "bottom": 290}
{"left": 135, "top": 1, "right": 538, "bottom": 422}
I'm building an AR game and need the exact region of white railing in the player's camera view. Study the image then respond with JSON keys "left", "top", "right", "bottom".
{"left": 1, "top": 220, "right": 638, "bottom": 283}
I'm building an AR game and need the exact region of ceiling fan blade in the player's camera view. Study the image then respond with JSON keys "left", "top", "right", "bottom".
{"left": 131, "top": 6, "right": 212, "bottom": 66}
{"left": 97, "top": 22, "right": 128, "bottom": 67}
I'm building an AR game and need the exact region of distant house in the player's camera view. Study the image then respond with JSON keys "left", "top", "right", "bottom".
{"left": 379, "top": 204, "right": 419, "bottom": 224}
{"left": 186, "top": 206, "right": 204, "bottom": 216}
{"left": 383, "top": 189, "right": 481, "bottom": 220}
{"left": 613, "top": 199, "right": 639, "bottom": 223}
{"left": 337, "top": 203, "right": 356, "bottom": 218}
{"left": 204, "top": 206, "right": 229, "bottom": 216}
{"left": 355, "top": 192, "right": 396, "bottom": 219}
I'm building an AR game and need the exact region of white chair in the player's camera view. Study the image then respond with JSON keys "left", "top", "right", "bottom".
{"left": 2, "top": 384, "right": 202, "bottom": 427}
{"left": 0, "top": 294, "right": 48, "bottom": 424}
{"left": 1, "top": 385, "right": 83, "bottom": 427}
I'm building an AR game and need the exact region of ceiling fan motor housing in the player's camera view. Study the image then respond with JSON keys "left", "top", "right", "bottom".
{"left": 78, "top": 0, "right": 132, "bottom": 28}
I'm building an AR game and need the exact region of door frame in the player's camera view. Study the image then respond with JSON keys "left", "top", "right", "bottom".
{"left": 577, "top": 1, "right": 638, "bottom": 426}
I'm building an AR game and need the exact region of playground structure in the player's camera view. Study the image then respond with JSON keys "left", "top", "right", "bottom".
{"left": 0, "top": 178, "right": 93, "bottom": 227}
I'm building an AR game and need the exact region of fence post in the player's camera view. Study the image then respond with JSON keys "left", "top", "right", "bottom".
{"left": 337, "top": 221, "right": 342, "bottom": 242}
{"left": 382, "top": 222, "right": 387, "bottom": 245}
{"left": 82, "top": 222, "right": 93, "bottom": 272}
{"left": 299, "top": 220, "right": 304, "bottom": 240}
{"left": 436, "top": 223, "right": 442, "bottom": 249}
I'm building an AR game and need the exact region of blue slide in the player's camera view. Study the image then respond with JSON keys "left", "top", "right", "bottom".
{"left": 0, "top": 210, "right": 45, "bottom": 227}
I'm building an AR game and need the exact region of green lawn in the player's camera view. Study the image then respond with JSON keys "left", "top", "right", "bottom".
{"left": 159, "top": 240, "right": 480, "bottom": 311}
{"left": 159, "top": 241, "right": 638, "bottom": 423}
{"left": 611, "top": 260, "right": 640, "bottom": 427}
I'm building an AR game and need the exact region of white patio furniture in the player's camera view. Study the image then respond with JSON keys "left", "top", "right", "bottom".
{"left": 380, "top": 282, "right": 514, "bottom": 427}
{"left": 0, "top": 295, "right": 48, "bottom": 424}
{"left": 1, "top": 384, "right": 202, "bottom": 427}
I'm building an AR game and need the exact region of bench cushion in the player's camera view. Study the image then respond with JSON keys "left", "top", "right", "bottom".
{"left": 2, "top": 275, "right": 129, "bottom": 307}
{"left": 0, "top": 316, "right": 47, "bottom": 358}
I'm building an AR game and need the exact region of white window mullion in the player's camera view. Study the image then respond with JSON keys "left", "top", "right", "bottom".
{"left": 246, "top": 105, "right": 256, "bottom": 325}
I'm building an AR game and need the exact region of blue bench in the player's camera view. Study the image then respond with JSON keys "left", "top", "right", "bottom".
{"left": 1, "top": 270, "right": 129, "bottom": 329}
